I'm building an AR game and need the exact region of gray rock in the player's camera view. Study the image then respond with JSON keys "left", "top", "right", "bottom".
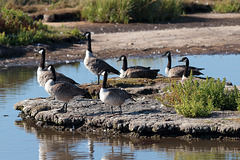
{"left": 14, "top": 96, "right": 240, "bottom": 137}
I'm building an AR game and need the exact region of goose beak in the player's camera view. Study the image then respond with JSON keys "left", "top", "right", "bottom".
{"left": 178, "top": 59, "right": 184, "bottom": 62}
{"left": 178, "top": 59, "right": 182, "bottom": 62}
{"left": 116, "top": 59, "right": 121, "bottom": 62}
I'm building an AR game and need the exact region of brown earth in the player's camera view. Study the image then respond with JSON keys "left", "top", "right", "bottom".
{"left": 1, "top": 13, "right": 240, "bottom": 68}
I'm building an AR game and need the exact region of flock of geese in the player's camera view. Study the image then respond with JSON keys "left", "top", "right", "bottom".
{"left": 36, "top": 31, "right": 204, "bottom": 114}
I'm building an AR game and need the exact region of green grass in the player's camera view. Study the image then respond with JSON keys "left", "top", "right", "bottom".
{"left": 160, "top": 74, "right": 240, "bottom": 118}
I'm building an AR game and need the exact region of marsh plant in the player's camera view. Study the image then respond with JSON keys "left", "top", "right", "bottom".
{"left": 161, "top": 74, "right": 240, "bottom": 118}
{"left": 81, "top": 0, "right": 183, "bottom": 23}
{"left": 214, "top": 0, "right": 240, "bottom": 13}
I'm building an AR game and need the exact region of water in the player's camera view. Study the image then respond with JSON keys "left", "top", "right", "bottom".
{"left": 1, "top": 54, "right": 240, "bottom": 160}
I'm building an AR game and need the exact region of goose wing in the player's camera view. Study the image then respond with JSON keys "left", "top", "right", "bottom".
{"left": 39, "top": 71, "right": 78, "bottom": 86}
{"left": 55, "top": 72, "right": 78, "bottom": 84}
{"left": 52, "top": 82, "right": 91, "bottom": 100}
{"left": 128, "top": 66, "right": 151, "bottom": 70}
{"left": 169, "top": 66, "right": 203, "bottom": 77}
{"left": 87, "top": 57, "right": 120, "bottom": 75}
{"left": 107, "top": 88, "right": 132, "bottom": 101}
{"left": 123, "top": 68, "right": 159, "bottom": 78}
{"left": 174, "top": 65, "right": 204, "bottom": 71}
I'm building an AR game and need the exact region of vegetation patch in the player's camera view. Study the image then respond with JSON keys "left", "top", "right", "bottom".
{"left": 213, "top": 0, "right": 240, "bottom": 13}
{"left": 160, "top": 74, "right": 240, "bottom": 118}
{"left": 80, "top": 0, "right": 182, "bottom": 23}
{"left": 0, "top": 8, "right": 82, "bottom": 46}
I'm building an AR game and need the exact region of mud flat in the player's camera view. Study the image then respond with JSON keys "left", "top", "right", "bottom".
{"left": 14, "top": 80, "right": 240, "bottom": 139}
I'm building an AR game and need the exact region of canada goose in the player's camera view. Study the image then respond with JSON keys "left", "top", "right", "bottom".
{"left": 83, "top": 32, "right": 120, "bottom": 84}
{"left": 45, "top": 65, "right": 92, "bottom": 113}
{"left": 100, "top": 70, "right": 135, "bottom": 114}
{"left": 116, "top": 55, "right": 160, "bottom": 78}
{"left": 178, "top": 57, "right": 191, "bottom": 80}
{"left": 37, "top": 48, "right": 78, "bottom": 87}
{"left": 162, "top": 51, "right": 204, "bottom": 77}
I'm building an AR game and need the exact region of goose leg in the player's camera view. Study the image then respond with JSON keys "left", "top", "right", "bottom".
{"left": 59, "top": 103, "right": 68, "bottom": 113}
{"left": 97, "top": 74, "right": 100, "bottom": 85}
{"left": 110, "top": 106, "right": 114, "bottom": 114}
{"left": 119, "top": 106, "right": 122, "bottom": 114}
{"left": 64, "top": 103, "right": 68, "bottom": 113}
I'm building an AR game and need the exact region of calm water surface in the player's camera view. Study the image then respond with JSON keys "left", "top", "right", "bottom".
{"left": 0, "top": 54, "right": 240, "bottom": 160}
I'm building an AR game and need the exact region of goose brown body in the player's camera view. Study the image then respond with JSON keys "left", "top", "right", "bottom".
{"left": 99, "top": 71, "right": 134, "bottom": 114}
{"left": 45, "top": 65, "right": 91, "bottom": 112}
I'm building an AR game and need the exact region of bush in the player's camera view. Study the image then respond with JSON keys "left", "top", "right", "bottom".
{"left": 214, "top": 0, "right": 240, "bottom": 13}
{"left": 161, "top": 75, "right": 240, "bottom": 118}
{"left": 81, "top": 0, "right": 183, "bottom": 23}
{"left": 0, "top": 8, "right": 82, "bottom": 46}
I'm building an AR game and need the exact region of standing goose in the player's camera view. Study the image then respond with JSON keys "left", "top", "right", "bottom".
{"left": 37, "top": 48, "right": 78, "bottom": 87}
{"left": 117, "top": 55, "right": 160, "bottom": 78}
{"left": 162, "top": 51, "right": 204, "bottom": 78}
{"left": 100, "top": 70, "right": 135, "bottom": 114}
{"left": 44, "top": 65, "right": 92, "bottom": 113}
{"left": 83, "top": 32, "right": 120, "bottom": 84}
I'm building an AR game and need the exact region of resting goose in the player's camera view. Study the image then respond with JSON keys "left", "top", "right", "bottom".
{"left": 178, "top": 57, "right": 191, "bottom": 80}
{"left": 117, "top": 55, "right": 160, "bottom": 78}
{"left": 37, "top": 48, "right": 78, "bottom": 87}
{"left": 163, "top": 51, "right": 204, "bottom": 77}
{"left": 100, "top": 70, "right": 135, "bottom": 114}
{"left": 45, "top": 65, "right": 92, "bottom": 113}
{"left": 83, "top": 32, "right": 120, "bottom": 84}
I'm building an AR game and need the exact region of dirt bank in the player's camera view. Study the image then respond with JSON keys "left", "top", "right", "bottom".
{"left": 1, "top": 13, "right": 240, "bottom": 68}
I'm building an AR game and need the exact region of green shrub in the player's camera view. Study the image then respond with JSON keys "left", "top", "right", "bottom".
{"left": 0, "top": 8, "right": 82, "bottom": 46}
{"left": 214, "top": 0, "right": 240, "bottom": 13}
{"left": 161, "top": 75, "right": 240, "bottom": 118}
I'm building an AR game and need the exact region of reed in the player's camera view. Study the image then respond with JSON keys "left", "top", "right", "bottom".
{"left": 81, "top": 0, "right": 183, "bottom": 23}
{"left": 213, "top": 0, "right": 240, "bottom": 13}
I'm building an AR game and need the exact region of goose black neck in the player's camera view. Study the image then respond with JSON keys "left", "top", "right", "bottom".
{"left": 40, "top": 50, "right": 45, "bottom": 69}
{"left": 51, "top": 66, "right": 57, "bottom": 82}
{"left": 183, "top": 59, "right": 189, "bottom": 78}
{"left": 167, "top": 52, "right": 171, "bottom": 69}
{"left": 102, "top": 71, "right": 108, "bottom": 89}
{"left": 86, "top": 33, "right": 92, "bottom": 53}
{"left": 122, "top": 56, "right": 128, "bottom": 71}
